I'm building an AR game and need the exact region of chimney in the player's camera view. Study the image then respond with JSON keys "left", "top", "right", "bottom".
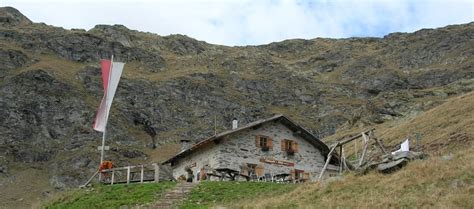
{"left": 180, "top": 139, "right": 191, "bottom": 151}
{"left": 232, "top": 118, "right": 238, "bottom": 130}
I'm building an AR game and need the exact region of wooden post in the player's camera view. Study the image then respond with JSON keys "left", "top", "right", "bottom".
{"left": 342, "top": 147, "right": 349, "bottom": 170}
{"left": 80, "top": 170, "right": 100, "bottom": 188}
{"left": 126, "top": 166, "right": 131, "bottom": 184}
{"left": 111, "top": 170, "right": 115, "bottom": 185}
{"left": 153, "top": 163, "right": 160, "bottom": 183}
{"left": 358, "top": 132, "right": 370, "bottom": 168}
{"left": 140, "top": 165, "right": 144, "bottom": 183}
{"left": 339, "top": 145, "right": 343, "bottom": 174}
{"left": 318, "top": 145, "right": 337, "bottom": 181}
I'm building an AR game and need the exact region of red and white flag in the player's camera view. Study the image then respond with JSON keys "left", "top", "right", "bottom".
{"left": 93, "top": 59, "right": 125, "bottom": 132}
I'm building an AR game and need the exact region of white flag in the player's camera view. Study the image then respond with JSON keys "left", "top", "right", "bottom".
{"left": 93, "top": 59, "right": 125, "bottom": 132}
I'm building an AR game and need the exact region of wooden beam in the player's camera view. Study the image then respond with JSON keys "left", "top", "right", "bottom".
{"left": 342, "top": 147, "right": 349, "bottom": 170}
{"left": 332, "top": 128, "right": 375, "bottom": 146}
{"left": 80, "top": 170, "right": 99, "bottom": 188}
{"left": 318, "top": 145, "right": 337, "bottom": 181}
{"left": 339, "top": 145, "right": 343, "bottom": 174}
{"left": 111, "top": 170, "right": 115, "bottom": 185}
{"left": 140, "top": 165, "right": 144, "bottom": 183}
{"left": 358, "top": 132, "right": 370, "bottom": 168}
{"left": 126, "top": 166, "right": 131, "bottom": 184}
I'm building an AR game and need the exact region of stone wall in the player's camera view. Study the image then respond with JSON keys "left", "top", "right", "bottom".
{"left": 171, "top": 143, "right": 220, "bottom": 180}
{"left": 170, "top": 120, "right": 336, "bottom": 181}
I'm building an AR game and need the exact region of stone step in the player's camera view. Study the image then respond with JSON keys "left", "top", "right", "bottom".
{"left": 166, "top": 191, "right": 189, "bottom": 195}
{"left": 155, "top": 201, "right": 173, "bottom": 203}
{"left": 164, "top": 194, "right": 185, "bottom": 197}
{"left": 162, "top": 197, "right": 184, "bottom": 200}
{"left": 162, "top": 196, "right": 183, "bottom": 200}
{"left": 155, "top": 203, "right": 172, "bottom": 206}
{"left": 177, "top": 184, "right": 196, "bottom": 186}
{"left": 175, "top": 187, "right": 194, "bottom": 189}
{"left": 174, "top": 187, "right": 194, "bottom": 189}
{"left": 151, "top": 182, "right": 198, "bottom": 208}
{"left": 162, "top": 196, "right": 182, "bottom": 198}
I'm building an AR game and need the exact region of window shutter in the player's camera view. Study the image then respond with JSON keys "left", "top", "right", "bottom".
{"left": 255, "top": 136, "right": 260, "bottom": 147}
{"left": 268, "top": 137, "right": 273, "bottom": 150}
{"left": 293, "top": 141, "right": 299, "bottom": 152}
{"left": 200, "top": 168, "right": 206, "bottom": 180}
{"left": 281, "top": 139, "right": 286, "bottom": 151}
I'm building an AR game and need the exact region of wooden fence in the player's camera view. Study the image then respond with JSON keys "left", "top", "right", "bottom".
{"left": 81, "top": 163, "right": 164, "bottom": 187}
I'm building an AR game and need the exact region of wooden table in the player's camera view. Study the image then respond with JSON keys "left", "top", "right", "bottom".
{"left": 215, "top": 168, "right": 241, "bottom": 181}
{"left": 274, "top": 173, "right": 290, "bottom": 183}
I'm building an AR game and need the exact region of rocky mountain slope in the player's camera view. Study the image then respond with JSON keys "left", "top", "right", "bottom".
{"left": 0, "top": 6, "right": 473, "bottom": 208}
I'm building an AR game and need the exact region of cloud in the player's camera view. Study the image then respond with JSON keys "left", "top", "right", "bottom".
{"left": 2, "top": 0, "right": 473, "bottom": 46}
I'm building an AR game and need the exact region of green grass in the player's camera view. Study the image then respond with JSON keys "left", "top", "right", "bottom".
{"left": 42, "top": 181, "right": 176, "bottom": 209}
{"left": 179, "top": 181, "right": 298, "bottom": 209}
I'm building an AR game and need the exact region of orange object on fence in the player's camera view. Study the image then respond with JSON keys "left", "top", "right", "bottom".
{"left": 99, "top": 161, "right": 113, "bottom": 177}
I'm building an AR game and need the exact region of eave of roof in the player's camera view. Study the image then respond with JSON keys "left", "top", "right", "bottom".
{"left": 162, "top": 114, "right": 330, "bottom": 164}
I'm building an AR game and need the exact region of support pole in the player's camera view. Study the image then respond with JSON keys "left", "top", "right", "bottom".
{"left": 342, "top": 147, "right": 349, "bottom": 170}
{"left": 111, "top": 170, "right": 115, "bottom": 185}
{"left": 80, "top": 170, "right": 100, "bottom": 188}
{"left": 358, "top": 132, "right": 370, "bottom": 168}
{"left": 339, "top": 145, "right": 343, "bottom": 174}
{"left": 140, "top": 165, "right": 144, "bottom": 183}
{"left": 318, "top": 145, "right": 337, "bottom": 181}
{"left": 126, "top": 166, "right": 131, "bottom": 184}
{"left": 99, "top": 131, "right": 106, "bottom": 182}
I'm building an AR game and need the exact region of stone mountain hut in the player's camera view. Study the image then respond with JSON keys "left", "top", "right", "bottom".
{"left": 162, "top": 114, "right": 339, "bottom": 182}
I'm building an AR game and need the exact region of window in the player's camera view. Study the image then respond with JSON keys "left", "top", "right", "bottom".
{"left": 260, "top": 136, "right": 269, "bottom": 147}
{"left": 255, "top": 135, "right": 273, "bottom": 151}
{"left": 281, "top": 139, "right": 299, "bottom": 154}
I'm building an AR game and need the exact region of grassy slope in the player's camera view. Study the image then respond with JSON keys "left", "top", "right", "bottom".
{"left": 41, "top": 182, "right": 176, "bottom": 209}
{"left": 234, "top": 92, "right": 474, "bottom": 208}
{"left": 180, "top": 182, "right": 298, "bottom": 209}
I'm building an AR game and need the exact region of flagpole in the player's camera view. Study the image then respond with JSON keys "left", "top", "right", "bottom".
{"left": 100, "top": 55, "right": 113, "bottom": 168}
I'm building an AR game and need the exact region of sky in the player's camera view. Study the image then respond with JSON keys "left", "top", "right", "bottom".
{"left": 2, "top": 0, "right": 473, "bottom": 46}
